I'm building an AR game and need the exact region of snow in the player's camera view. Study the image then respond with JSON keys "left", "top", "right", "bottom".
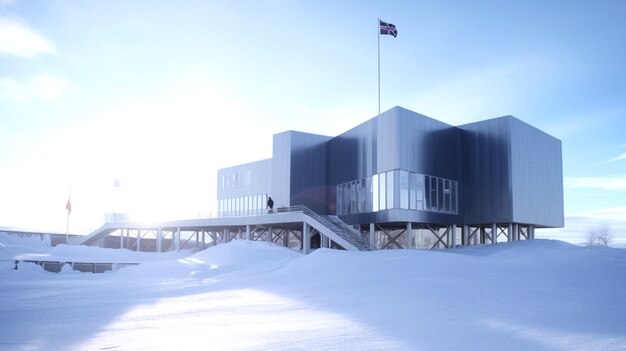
{"left": 1, "top": 233, "right": 625, "bottom": 350}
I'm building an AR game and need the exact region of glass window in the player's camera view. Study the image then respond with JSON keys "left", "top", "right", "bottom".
{"left": 245, "top": 170, "right": 252, "bottom": 185}
{"left": 431, "top": 177, "right": 438, "bottom": 211}
{"left": 336, "top": 186, "right": 342, "bottom": 215}
{"left": 366, "top": 176, "right": 373, "bottom": 212}
{"left": 351, "top": 181, "right": 357, "bottom": 214}
{"left": 424, "top": 175, "right": 430, "bottom": 210}
{"left": 343, "top": 183, "right": 348, "bottom": 215}
{"left": 409, "top": 173, "right": 417, "bottom": 210}
{"left": 372, "top": 174, "right": 379, "bottom": 212}
{"left": 386, "top": 170, "right": 394, "bottom": 209}
{"left": 451, "top": 182, "right": 458, "bottom": 214}
{"left": 379, "top": 172, "right": 386, "bottom": 210}
{"left": 437, "top": 178, "right": 444, "bottom": 212}
{"left": 400, "top": 170, "right": 409, "bottom": 209}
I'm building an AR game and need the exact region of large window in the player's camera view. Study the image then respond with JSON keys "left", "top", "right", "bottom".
{"left": 400, "top": 170, "right": 409, "bottom": 209}
{"left": 337, "top": 170, "right": 458, "bottom": 216}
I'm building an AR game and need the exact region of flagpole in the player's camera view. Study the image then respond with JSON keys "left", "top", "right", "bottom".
{"left": 377, "top": 17, "right": 381, "bottom": 117}
{"left": 66, "top": 189, "right": 71, "bottom": 242}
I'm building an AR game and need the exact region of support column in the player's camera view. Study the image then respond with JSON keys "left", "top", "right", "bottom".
{"left": 529, "top": 225, "right": 535, "bottom": 240}
{"left": 175, "top": 227, "right": 180, "bottom": 251}
{"left": 406, "top": 222, "right": 413, "bottom": 249}
{"left": 513, "top": 223, "right": 519, "bottom": 241}
{"left": 267, "top": 226, "right": 273, "bottom": 243}
{"left": 492, "top": 223, "right": 497, "bottom": 244}
{"left": 462, "top": 225, "right": 468, "bottom": 246}
{"left": 369, "top": 223, "right": 375, "bottom": 250}
{"left": 238, "top": 228, "right": 242, "bottom": 240}
{"left": 202, "top": 231, "right": 206, "bottom": 248}
{"left": 136, "top": 230, "right": 141, "bottom": 252}
{"left": 157, "top": 228, "right": 162, "bottom": 252}
{"left": 246, "top": 225, "right": 251, "bottom": 241}
{"left": 451, "top": 224, "right": 457, "bottom": 248}
{"left": 119, "top": 229, "right": 124, "bottom": 249}
{"left": 224, "top": 228, "right": 230, "bottom": 243}
{"left": 303, "top": 223, "right": 310, "bottom": 254}
{"left": 284, "top": 229, "right": 289, "bottom": 247}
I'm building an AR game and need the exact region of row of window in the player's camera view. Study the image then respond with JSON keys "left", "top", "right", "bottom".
{"left": 336, "top": 170, "right": 458, "bottom": 216}
{"left": 218, "top": 194, "right": 267, "bottom": 215}
{"left": 220, "top": 170, "right": 252, "bottom": 189}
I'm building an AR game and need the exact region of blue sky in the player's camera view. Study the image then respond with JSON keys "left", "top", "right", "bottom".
{"left": 1, "top": 0, "right": 625, "bottom": 241}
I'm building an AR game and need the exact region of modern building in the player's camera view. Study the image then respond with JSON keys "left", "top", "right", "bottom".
{"left": 217, "top": 106, "right": 564, "bottom": 249}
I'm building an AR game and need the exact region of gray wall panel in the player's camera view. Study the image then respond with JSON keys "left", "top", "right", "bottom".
{"left": 289, "top": 131, "right": 332, "bottom": 214}
{"left": 271, "top": 132, "right": 292, "bottom": 208}
{"left": 509, "top": 118, "right": 564, "bottom": 227}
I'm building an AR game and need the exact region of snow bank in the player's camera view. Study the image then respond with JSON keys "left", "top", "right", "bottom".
{"left": 0, "top": 238, "right": 624, "bottom": 351}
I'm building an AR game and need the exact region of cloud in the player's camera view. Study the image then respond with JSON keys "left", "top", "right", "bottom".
{"left": 0, "top": 74, "right": 73, "bottom": 101}
{"left": 605, "top": 152, "right": 626, "bottom": 164}
{"left": 0, "top": 17, "right": 55, "bottom": 58}
{"left": 0, "top": 0, "right": 17, "bottom": 6}
{"left": 564, "top": 176, "right": 626, "bottom": 191}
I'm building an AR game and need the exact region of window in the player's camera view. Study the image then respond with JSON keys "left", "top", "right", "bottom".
{"left": 416, "top": 174, "right": 424, "bottom": 211}
{"left": 438, "top": 178, "right": 444, "bottom": 212}
{"left": 245, "top": 170, "right": 252, "bottom": 185}
{"left": 379, "top": 172, "right": 386, "bottom": 210}
{"left": 386, "top": 171, "right": 394, "bottom": 210}
{"left": 372, "top": 174, "right": 379, "bottom": 212}
{"left": 400, "top": 170, "right": 409, "bottom": 209}
{"left": 335, "top": 171, "right": 458, "bottom": 215}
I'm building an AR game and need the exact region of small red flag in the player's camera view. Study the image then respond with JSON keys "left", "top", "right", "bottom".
{"left": 66, "top": 198, "right": 72, "bottom": 215}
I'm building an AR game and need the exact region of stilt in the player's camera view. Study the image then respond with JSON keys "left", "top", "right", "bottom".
{"left": 462, "top": 225, "right": 468, "bottom": 246}
{"left": 303, "top": 223, "right": 310, "bottom": 254}
{"left": 157, "top": 228, "right": 162, "bottom": 252}
{"left": 451, "top": 224, "right": 457, "bottom": 248}
{"left": 136, "top": 230, "right": 141, "bottom": 252}
{"left": 406, "top": 222, "right": 413, "bottom": 249}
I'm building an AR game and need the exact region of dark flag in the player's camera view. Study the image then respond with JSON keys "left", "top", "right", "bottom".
{"left": 66, "top": 198, "right": 72, "bottom": 215}
{"left": 379, "top": 20, "right": 397, "bottom": 38}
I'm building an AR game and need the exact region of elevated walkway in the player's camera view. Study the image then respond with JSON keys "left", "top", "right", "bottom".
{"left": 72, "top": 206, "right": 370, "bottom": 252}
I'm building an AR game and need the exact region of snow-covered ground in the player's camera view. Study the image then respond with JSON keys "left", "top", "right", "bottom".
{"left": 1, "top": 233, "right": 625, "bottom": 351}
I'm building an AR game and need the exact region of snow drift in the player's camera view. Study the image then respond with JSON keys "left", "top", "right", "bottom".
{"left": 1, "top": 233, "right": 625, "bottom": 350}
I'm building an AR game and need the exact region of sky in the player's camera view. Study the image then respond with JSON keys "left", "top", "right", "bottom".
{"left": 1, "top": 0, "right": 625, "bottom": 241}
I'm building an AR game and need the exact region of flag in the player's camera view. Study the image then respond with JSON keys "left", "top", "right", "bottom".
{"left": 66, "top": 198, "right": 72, "bottom": 215}
{"left": 379, "top": 20, "right": 397, "bottom": 38}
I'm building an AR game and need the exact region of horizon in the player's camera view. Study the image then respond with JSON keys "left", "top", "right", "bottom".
{"left": 1, "top": 1, "right": 625, "bottom": 243}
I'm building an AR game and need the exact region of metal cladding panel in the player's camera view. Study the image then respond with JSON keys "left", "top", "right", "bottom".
{"left": 327, "top": 113, "right": 377, "bottom": 185}
{"left": 395, "top": 107, "right": 461, "bottom": 180}
{"left": 460, "top": 118, "right": 513, "bottom": 225}
{"left": 288, "top": 131, "right": 333, "bottom": 214}
{"left": 342, "top": 209, "right": 460, "bottom": 227}
{"left": 216, "top": 158, "right": 272, "bottom": 200}
{"left": 328, "top": 106, "right": 461, "bottom": 183}
{"left": 271, "top": 132, "right": 292, "bottom": 208}
{"left": 459, "top": 116, "right": 564, "bottom": 228}
{"left": 509, "top": 118, "right": 564, "bottom": 227}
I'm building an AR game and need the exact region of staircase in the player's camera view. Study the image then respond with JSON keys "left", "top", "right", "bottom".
{"left": 300, "top": 207, "right": 370, "bottom": 251}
